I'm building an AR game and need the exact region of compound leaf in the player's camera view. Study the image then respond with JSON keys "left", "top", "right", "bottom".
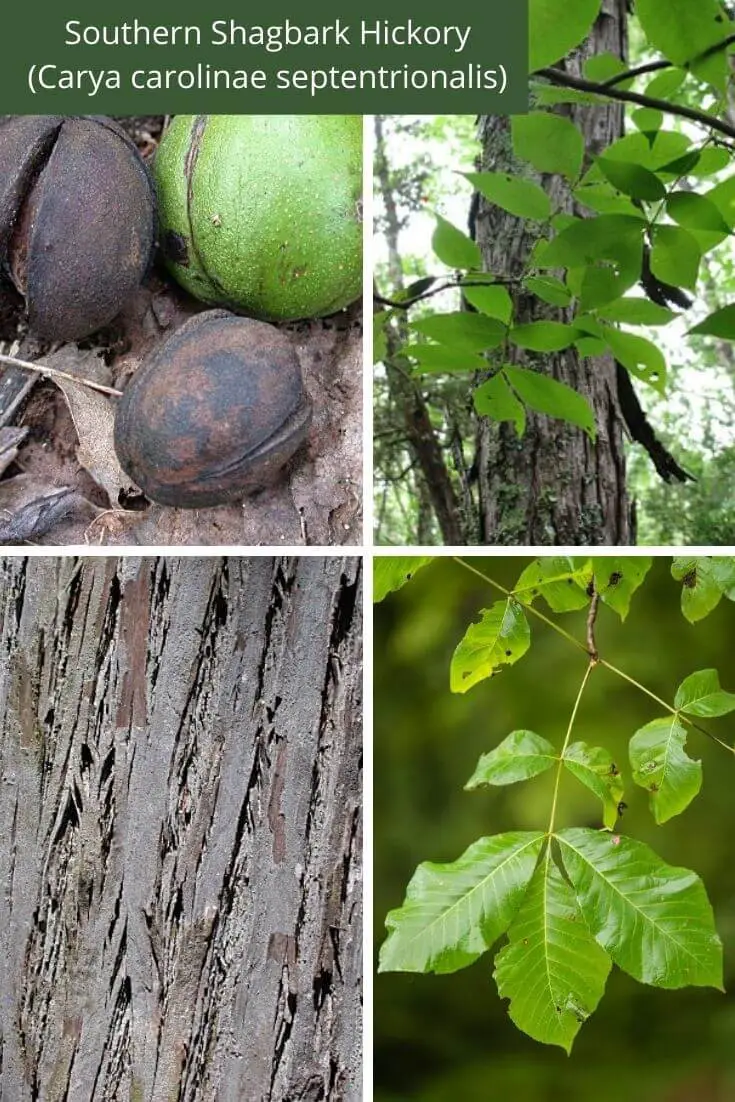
{"left": 465, "top": 731, "right": 558, "bottom": 789}
{"left": 629, "top": 716, "right": 702, "bottom": 823}
{"left": 379, "top": 832, "right": 544, "bottom": 973}
{"left": 558, "top": 828, "right": 723, "bottom": 989}
{"left": 674, "top": 669, "right": 735, "bottom": 717}
{"left": 450, "top": 599, "right": 531, "bottom": 694}
{"left": 494, "top": 854, "right": 611, "bottom": 1052}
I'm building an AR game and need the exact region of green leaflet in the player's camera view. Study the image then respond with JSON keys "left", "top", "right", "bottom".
{"left": 650, "top": 224, "right": 701, "bottom": 292}
{"left": 529, "top": 0, "right": 603, "bottom": 72}
{"left": 473, "top": 374, "right": 526, "bottom": 436}
{"left": 563, "top": 742, "right": 625, "bottom": 830}
{"left": 557, "top": 828, "right": 723, "bottom": 989}
{"left": 674, "top": 669, "right": 735, "bottom": 717}
{"left": 494, "top": 854, "right": 611, "bottom": 1053}
{"left": 463, "top": 171, "right": 551, "bottom": 221}
{"left": 672, "top": 557, "right": 726, "bottom": 621}
{"left": 465, "top": 730, "right": 557, "bottom": 789}
{"left": 596, "top": 158, "right": 666, "bottom": 202}
{"left": 595, "top": 298, "right": 676, "bottom": 327}
{"left": 504, "top": 366, "right": 597, "bottom": 440}
{"left": 629, "top": 716, "right": 702, "bottom": 823}
{"left": 600, "top": 326, "right": 667, "bottom": 391}
{"left": 432, "top": 214, "right": 481, "bottom": 269}
{"left": 410, "top": 312, "right": 507, "bottom": 353}
{"left": 523, "top": 275, "right": 572, "bottom": 307}
{"left": 373, "top": 557, "right": 433, "bottom": 603}
{"left": 689, "top": 304, "right": 735, "bottom": 340}
{"left": 379, "top": 832, "right": 544, "bottom": 974}
{"left": 450, "top": 599, "right": 531, "bottom": 693}
{"left": 462, "top": 284, "right": 514, "bottom": 324}
{"left": 594, "top": 557, "right": 653, "bottom": 620}
{"left": 666, "top": 192, "right": 731, "bottom": 235}
{"left": 541, "top": 213, "right": 645, "bottom": 269}
{"left": 635, "top": 0, "right": 730, "bottom": 91}
{"left": 404, "top": 343, "right": 488, "bottom": 374}
{"left": 513, "top": 556, "right": 591, "bottom": 612}
{"left": 511, "top": 112, "right": 585, "bottom": 181}
{"left": 509, "top": 321, "right": 581, "bottom": 352}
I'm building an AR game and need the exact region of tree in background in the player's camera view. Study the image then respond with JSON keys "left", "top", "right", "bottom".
{"left": 375, "top": 1, "right": 735, "bottom": 546}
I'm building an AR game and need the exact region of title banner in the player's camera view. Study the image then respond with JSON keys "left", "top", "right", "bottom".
{"left": 0, "top": 0, "right": 529, "bottom": 113}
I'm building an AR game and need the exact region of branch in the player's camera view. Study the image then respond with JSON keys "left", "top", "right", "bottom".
{"left": 586, "top": 587, "right": 600, "bottom": 663}
{"left": 537, "top": 68, "right": 735, "bottom": 142}
{"left": 375, "top": 277, "right": 519, "bottom": 312}
{"left": 600, "top": 32, "right": 735, "bottom": 90}
{"left": 0, "top": 352, "right": 122, "bottom": 398}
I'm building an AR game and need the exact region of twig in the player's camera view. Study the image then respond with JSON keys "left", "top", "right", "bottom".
{"left": 600, "top": 33, "right": 735, "bottom": 90}
{"left": 537, "top": 68, "right": 735, "bottom": 142}
{"left": 0, "top": 352, "right": 123, "bottom": 398}
{"left": 375, "top": 277, "right": 520, "bottom": 312}
{"left": 586, "top": 587, "right": 600, "bottom": 663}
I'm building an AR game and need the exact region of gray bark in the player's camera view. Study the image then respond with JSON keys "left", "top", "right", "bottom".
{"left": 475, "top": 0, "right": 631, "bottom": 545}
{"left": 0, "top": 556, "right": 362, "bottom": 1102}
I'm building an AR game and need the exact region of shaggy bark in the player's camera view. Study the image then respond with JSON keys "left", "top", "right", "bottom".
{"left": 0, "top": 556, "right": 362, "bottom": 1102}
{"left": 474, "top": 0, "right": 631, "bottom": 545}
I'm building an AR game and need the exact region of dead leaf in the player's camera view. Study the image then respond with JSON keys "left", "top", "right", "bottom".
{"left": 43, "top": 347, "right": 140, "bottom": 505}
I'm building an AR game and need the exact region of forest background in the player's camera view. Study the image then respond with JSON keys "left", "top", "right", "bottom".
{"left": 374, "top": 10, "right": 735, "bottom": 545}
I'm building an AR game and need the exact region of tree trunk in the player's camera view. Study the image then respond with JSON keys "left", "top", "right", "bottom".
{"left": 0, "top": 556, "right": 362, "bottom": 1102}
{"left": 474, "top": 0, "right": 631, "bottom": 545}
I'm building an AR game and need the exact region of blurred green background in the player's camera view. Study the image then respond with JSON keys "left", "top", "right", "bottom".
{"left": 374, "top": 556, "right": 735, "bottom": 1102}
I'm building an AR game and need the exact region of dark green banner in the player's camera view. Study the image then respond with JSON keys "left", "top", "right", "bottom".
{"left": 0, "top": 0, "right": 528, "bottom": 113}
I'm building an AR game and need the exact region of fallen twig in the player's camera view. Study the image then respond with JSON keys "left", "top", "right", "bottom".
{"left": 0, "top": 352, "right": 123, "bottom": 398}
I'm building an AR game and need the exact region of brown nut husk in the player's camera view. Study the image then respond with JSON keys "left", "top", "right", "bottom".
{"left": 113, "top": 310, "right": 312, "bottom": 508}
{"left": 0, "top": 115, "right": 156, "bottom": 341}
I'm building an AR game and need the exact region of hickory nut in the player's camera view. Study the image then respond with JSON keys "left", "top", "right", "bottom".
{"left": 0, "top": 115, "right": 156, "bottom": 341}
{"left": 113, "top": 310, "right": 312, "bottom": 508}
{"left": 155, "top": 115, "right": 363, "bottom": 322}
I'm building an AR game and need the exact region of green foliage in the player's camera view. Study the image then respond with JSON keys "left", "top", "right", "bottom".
{"left": 635, "top": 0, "right": 730, "bottom": 90}
{"left": 494, "top": 852, "right": 612, "bottom": 1053}
{"left": 450, "top": 599, "right": 531, "bottom": 693}
{"left": 529, "top": 0, "right": 602, "bottom": 72}
{"left": 511, "top": 113, "right": 585, "bottom": 180}
{"left": 432, "top": 215, "right": 481, "bottom": 269}
{"left": 465, "top": 731, "right": 558, "bottom": 787}
{"left": 503, "top": 365, "right": 597, "bottom": 439}
{"left": 374, "top": 556, "right": 433, "bottom": 602}
{"left": 629, "top": 716, "right": 701, "bottom": 822}
{"left": 377, "top": 556, "right": 733, "bottom": 1052}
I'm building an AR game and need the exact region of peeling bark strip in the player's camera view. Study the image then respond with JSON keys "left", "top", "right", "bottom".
{"left": 0, "top": 557, "right": 362, "bottom": 1102}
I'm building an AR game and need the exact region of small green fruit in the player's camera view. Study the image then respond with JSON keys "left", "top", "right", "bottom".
{"left": 155, "top": 115, "right": 362, "bottom": 322}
